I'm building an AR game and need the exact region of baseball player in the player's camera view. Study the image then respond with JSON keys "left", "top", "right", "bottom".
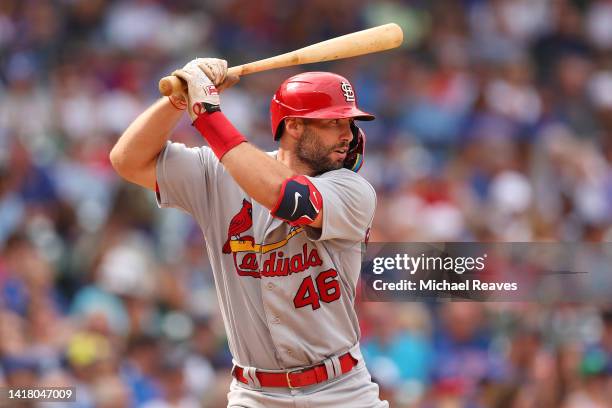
{"left": 110, "top": 58, "right": 387, "bottom": 407}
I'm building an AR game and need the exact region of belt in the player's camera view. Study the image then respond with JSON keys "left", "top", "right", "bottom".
{"left": 233, "top": 352, "right": 357, "bottom": 389}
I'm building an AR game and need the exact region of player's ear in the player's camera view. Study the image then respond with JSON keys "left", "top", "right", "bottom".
{"left": 283, "top": 118, "right": 305, "bottom": 141}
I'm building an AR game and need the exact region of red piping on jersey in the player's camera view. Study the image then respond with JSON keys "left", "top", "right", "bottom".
{"left": 193, "top": 111, "right": 247, "bottom": 160}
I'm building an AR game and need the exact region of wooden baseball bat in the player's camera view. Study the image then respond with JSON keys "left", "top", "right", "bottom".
{"left": 158, "top": 23, "right": 403, "bottom": 96}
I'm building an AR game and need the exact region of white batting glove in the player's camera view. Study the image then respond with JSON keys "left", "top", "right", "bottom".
{"left": 172, "top": 58, "right": 220, "bottom": 121}
{"left": 172, "top": 58, "right": 221, "bottom": 121}
{"left": 172, "top": 58, "right": 240, "bottom": 121}
{"left": 199, "top": 59, "right": 240, "bottom": 92}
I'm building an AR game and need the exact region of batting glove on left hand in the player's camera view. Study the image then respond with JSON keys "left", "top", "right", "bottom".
{"left": 172, "top": 58, "right": 239, "bottom": 122}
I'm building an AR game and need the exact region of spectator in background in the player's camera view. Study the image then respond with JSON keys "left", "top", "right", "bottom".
{"left": 360, "top": 303, "right": 433, "bottom": 405}
{"left": 143, "top": 349, "right": 199, "bottom": 408}
{"left": 120, "top": 335, "right": 162, "bottom": 406}
{"left": 431, "top": 303, "right": 509, "bottom": 402}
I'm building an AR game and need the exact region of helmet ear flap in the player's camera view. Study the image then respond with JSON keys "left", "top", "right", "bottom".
{"left": 344, "top": 122, "right": 366, "bottom": 173}
{"left": 349, "top": 121, "right": 359, "bottom": 150}
{"left": 274, "top": 120, "right": 285, "bottom": 140}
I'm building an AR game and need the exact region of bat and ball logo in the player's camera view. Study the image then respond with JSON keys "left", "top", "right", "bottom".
{"left": 340, "top": 81, "right": 355, "bottom": 102}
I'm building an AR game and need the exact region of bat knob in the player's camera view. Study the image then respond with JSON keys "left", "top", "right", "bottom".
{"left": 158, "top": 76, "right": 185, "bottom": 96}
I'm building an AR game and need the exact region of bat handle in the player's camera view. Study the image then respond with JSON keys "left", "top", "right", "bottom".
{"left": 158, "top": 66, "right": 243, "bottom": 96}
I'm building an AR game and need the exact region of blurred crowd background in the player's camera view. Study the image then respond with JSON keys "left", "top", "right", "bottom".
{"left": 1, "top": 0, "right": 611, "bottom": 407}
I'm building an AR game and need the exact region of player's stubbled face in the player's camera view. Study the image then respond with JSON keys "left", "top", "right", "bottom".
{"left": 296, "top": 118, "right": 353, "bottom": 174}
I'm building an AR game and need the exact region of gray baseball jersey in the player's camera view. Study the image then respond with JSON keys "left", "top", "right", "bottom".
{"left": 155, "top": 141, "right": 376, "bottom": 370}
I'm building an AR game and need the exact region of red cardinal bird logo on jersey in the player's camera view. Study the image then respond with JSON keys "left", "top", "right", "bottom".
{"left": 222, "top": 199, "right": 254, "bottom": 254}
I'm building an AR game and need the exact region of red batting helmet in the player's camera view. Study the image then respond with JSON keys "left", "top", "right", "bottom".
{"left": 270, "top": 72, "right": 374, "bottom": 140}
{"left": 270, "top": 72, "right": 374, "bottom": 172}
